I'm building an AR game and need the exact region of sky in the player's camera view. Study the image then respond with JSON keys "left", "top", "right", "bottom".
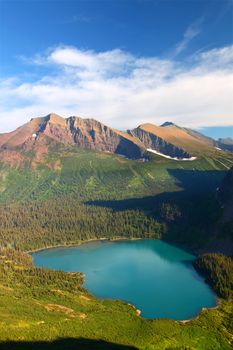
{"left": 0, "top": 0, "right": 232, "bottom": 139}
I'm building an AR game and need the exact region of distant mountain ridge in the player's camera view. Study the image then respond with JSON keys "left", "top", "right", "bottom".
{"left": 217, "top": 138, "right": 233, "bottom": 152}
{"left": 219, "top": 137, "right": 233, "bottom": 145}
{"left": 0, "top": 113, "right": 231, "bottom": 162}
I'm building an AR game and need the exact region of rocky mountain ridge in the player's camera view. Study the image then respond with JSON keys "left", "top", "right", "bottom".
{"left": 0, "top": 113, "right": 229, "bottom": 161}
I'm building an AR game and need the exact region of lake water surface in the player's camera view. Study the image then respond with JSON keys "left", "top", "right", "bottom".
{"left": 32, "top": 239, "right": 216, "bottom": 320}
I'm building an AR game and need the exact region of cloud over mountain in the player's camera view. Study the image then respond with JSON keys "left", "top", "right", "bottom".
{"left": 0, "top": 44, "right": 233, "bottom": 133}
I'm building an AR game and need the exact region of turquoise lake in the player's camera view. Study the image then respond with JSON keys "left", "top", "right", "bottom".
{"left": 32, "top": 239, "right": 216, "bottom": 320}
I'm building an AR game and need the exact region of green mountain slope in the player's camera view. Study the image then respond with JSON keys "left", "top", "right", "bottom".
{"left": 0, "top": 138, "right": 232, "bottom": 253}
{"left": 1, "top": 143, "right": 232, "bottom": 204}
{"left": 0, "top": 250, "right": 232, "bottom": 350}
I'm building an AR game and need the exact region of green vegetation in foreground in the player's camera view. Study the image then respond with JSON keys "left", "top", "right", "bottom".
{"left": 0, "top": 249, "right": 232, "bottom": 350}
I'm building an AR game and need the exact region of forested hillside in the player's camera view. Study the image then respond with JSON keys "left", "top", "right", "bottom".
{"left": 194, "top": 254, "right": 233, "bottom": 299}
{"left": 0, "top": 199, "right": 163, "bottom": 251}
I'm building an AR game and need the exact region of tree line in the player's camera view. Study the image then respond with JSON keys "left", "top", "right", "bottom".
{"left": 0, "top": 248, "right": 84, "bottom": 297}
{"left": 0, "top": 199, "right": 164, "bottom": 251}
{"left": 193, "top": 253, "right": 233, "bottom": 299}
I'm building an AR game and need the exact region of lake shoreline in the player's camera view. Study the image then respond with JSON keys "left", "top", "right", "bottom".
{"left": 178, "top": 300, "right": 221, "bottom": 323}
{"left": 27, "top": 237, "right": 198, "bottom": 256}
{"left": 30, "top": 237, "right": 219, "bottom": 322}
{"left": 26, "top": 236, "right": 145, "bottom": 254}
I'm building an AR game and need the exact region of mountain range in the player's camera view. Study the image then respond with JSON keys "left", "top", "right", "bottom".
{"left": 0, "top": 113, "right": 233, "bottom": 350}
{"left": 0, "top": 113, "right": 231, "bottom": 164}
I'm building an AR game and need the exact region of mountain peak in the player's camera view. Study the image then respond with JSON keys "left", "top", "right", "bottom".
{"left": 160, "top": 122, "right": 176, "bottom": 127}
{"left": 29, "top": 113, "right": 66, "bottom": 127}
{"left": 0, "top": 112, "right": 225, "bottom": 162}
{"left": 45, "top": 113, "right": 67, "bottom": 126}
{"left": 138, "top": 123, "right": 157, "bottom": 129}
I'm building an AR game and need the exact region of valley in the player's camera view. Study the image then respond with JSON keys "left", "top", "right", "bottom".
{"left": 0, "top": 114, "right": 232, "bottom": 349}
{"left": 1, "top": 0, "right": 233, "bottom": 347}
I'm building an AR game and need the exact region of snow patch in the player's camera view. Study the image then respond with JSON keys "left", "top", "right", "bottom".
{"left": 215, "top": 147, "right": 222, "bottom": 151}
{"left": 147, "top": 149, "right": 197, "bottom": 161}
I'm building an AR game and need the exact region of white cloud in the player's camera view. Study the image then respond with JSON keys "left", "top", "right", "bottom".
{"left": 0, "top": 44, "right": 233, "bottom": 133}
{"left": 199, "top": 45, "right": 233, "bottom": 67}
{"left": 47, "top": 46, "right": 135, "bottom": 79}
{"left": 173, "top": 17, "right": 204, "bottom": 57}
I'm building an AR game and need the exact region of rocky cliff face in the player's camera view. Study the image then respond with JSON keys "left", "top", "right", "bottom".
{"left": 129, "top": 127, "right": 192, "bottom": 159}
{"left": 0, "top": 113, "right": 146, "bottom": 160}
{"left": 0, "top": 113, "right": 227, "bottom": 162}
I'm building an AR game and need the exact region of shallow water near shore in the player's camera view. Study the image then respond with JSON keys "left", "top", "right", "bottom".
{"left": 32, "top": 239, "right": 216, "bottom": 320}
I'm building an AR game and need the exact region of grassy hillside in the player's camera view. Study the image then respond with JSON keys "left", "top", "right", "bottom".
{"left": 1, "top": 145, "right": 232, "bottom": 204}
{"left": 0, "top": 250, "right": 232, "bottom": 350}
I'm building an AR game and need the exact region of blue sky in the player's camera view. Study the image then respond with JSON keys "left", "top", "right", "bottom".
{"left": 0, "top": 0, "right": 232, "bottom": 139}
